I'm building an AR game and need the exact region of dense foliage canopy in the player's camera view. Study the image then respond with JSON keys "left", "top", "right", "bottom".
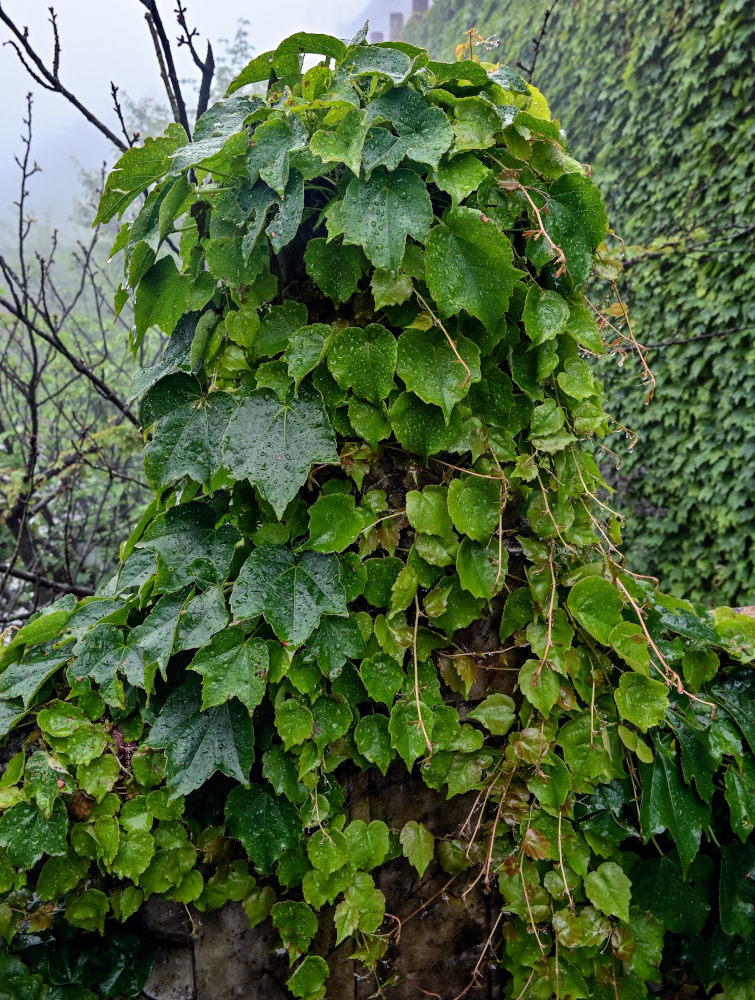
{"left": 1, "top": 25, "right": 754, "bottom": 1000}
{"left": 406, "top": 0, "right": 755, "bottom": 605}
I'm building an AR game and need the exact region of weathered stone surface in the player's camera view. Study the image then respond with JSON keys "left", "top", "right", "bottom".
{"left": 140, "top": 758, "right": 503, "bottom": 1000}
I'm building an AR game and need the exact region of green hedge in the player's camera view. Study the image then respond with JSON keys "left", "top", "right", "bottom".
{"left": 406, "top": 0, "right": 755, "bottom": 605}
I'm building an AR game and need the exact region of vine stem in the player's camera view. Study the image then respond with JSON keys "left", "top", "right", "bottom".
{"left": 413, "top": 596, "right": 433, "bottom": 761}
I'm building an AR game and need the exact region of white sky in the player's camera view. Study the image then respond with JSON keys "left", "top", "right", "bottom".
{"left": 0, "top": 0, "right": 379, "bottom": 224}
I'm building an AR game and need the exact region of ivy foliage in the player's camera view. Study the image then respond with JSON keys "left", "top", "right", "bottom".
{"left": 1, "top": 27, "right": 755, "bottom": 1000}
{"left": 405, "top": 0, "right": 755, "bottom": 606}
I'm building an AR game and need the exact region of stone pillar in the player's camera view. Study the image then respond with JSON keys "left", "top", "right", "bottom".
{"left": 370, "top": 30, "right": 385, "bottom": 43}
{"left": 389, "top": 11, "right": 404, "bottom": 40}
{"left": 413, "top": 0, "right": 429, "bottom": 12}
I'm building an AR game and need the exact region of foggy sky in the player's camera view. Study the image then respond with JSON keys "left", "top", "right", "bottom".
{"left": 0, "top": 1, "right": 378, "bottom": 225}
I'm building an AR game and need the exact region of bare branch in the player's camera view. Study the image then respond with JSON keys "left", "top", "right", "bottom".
{"left": 139, "top": 0, "right": 191, "bottom": 135}
{"left": 0, "top": 562, "right": 95, "bottom": 597}
{"left": 0, "top": 4, "right": 128, "bottom": 151}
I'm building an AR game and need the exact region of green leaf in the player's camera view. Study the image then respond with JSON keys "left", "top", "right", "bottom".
{"left": 37, "top": 851, "right": 89, "bottom": 901}
{"left": 275, "top": 698, "right": 314, "bottom": 750}
{"left": 0, "top": 799, "right": 67, "bottom": 870}
{"left": 334, "top": 871, "right": 385, "bottom": 944}
{"left": 311, "top": 696, "right": 352, "bottom": 751}
{"left": 639, "top": 734, "right": 711, "bottom": 873}
{"left": 139, "top": 501, "right": 240, "bottom": 593}
{"left": 175, "top": 587, "right": 229, "bottom": 652}
{"left": 614, "top": 674, "right": 668, "bottom": 732}
{"left": 609, "top": 621, "right": 650, "bottom": 674}
{"left": 304, "top": 615, "right": 365, "bottom": 678}
{"left": 232, "top": 545, "right": 347, "bottom": 646}
{"left": 565, "top": 301, "right": 603, "bottom": 353}
{"left": 65, "top": 889, "right": 109, "bottom": 934}
{"left": 518, "top": 659, "right": 561, "bottom": 717}
{"left": 371, "top": 267, "right": 412, "bottom": 310}
{"left": 400, "top": 820, "right": 434, "bottom": 877}
{"left": 522, "top": 285, "right": 569, "bottom": 345}
{"left": 434, "top": 152, "right": 490, "bottom": 206}
{"left": 189, "top": 626, "right": 268, "bottom": 713}
{"left": 425, "top": 207, "right": 521, "bottom": 329}
{"left": 666, "top": 708, "right": 717, "bottom": 803}
{"left": 719, "top": 842, "right": 755, "bottom": 937}
{"left": 285, "top": 323, "right": 332, "bottom": 388}
{"left": 354, "top": 714, "right": 394, "bottom": 775}
{"left": 405, "top": 485, "right": 452, "bottom": 537}
{"left": 307, "top": 493, "right": 367, "bottom": 552}
{"left": 96, "top": 123, "right": 187, "bottom": 222}
{"left": 341, "top": 44, "right": 414, "bottom": 84}
{"left": 529, "top": 173, "right": 608, "bottom": 286}
{"left": 272, "top": 900, "right": 318, "bottom": 963}
{"left": 226, "top": 784, "right": 301, "bottom": 875}
{"left": 467, "top": 694, "right": 516, "bottom": 736}
{"left": 247, "top": 114, "right": 307, "bottom": 196}
{"left": 77, "top": 754, "right": 119, "bottom": 803}
{"left": 456, "top": 537, "right": 505, "bottom": 600}
{"left": 388, "top": 700, "right": 433, "bottom": 768}
{"left": 451, "top": 96, "right": 501, "bottom": 151}
{"left": 0, "top": 645, "right": 69, "bottom": 707}
{"left": 303, "top": 237, "right": 366, "bottom": 306}
{"left": 327, "top": 323, "right": 397, "bottom": 403}
{"left": 112, "top": 830, "right": 156, "bottom": 881}
{"left": 343, "top": 820, "right": 389, "bottom": 870}
{"left": 311, "top": 108, "right": 369, "bottom": 176}
{"left": 134, "top": 256, "right": 215, "bottom": 338}
{"left": 287, "top": 955, "right": 329, "bottom": 1000}
{"left": 567, "top": 577, "right": 624, "bottom": 645}
{"left": 631, "top": 855, "right": 711, "bottom": 935}
{"left": 584, "top": 862, "right": 631, "bottom": 922}
{"left": 360, "top": 653, "right": 405, "bottom": 706}
{"left": 724, "top": 758, "right": 755, "bottom": 842}
{"left": 397, "top": 327, "right": 480, "bottom": 421}
{"left": 390, "top": 390, "right": 461, "bottom": 459}
{"left": 682, "top": 648, "right": 719, "bottom": 689}
{"left": 347, "top": 398, "right": 392, "bottom": 450}
{"left": 224, "top": 384, "right": 338, "bottom": 517}
{"left": 557, "top": 358, "right": 598, "bottom": 401}
{"left": 307, "top": 828, "right": 350, "bottom": 875}
{"left": 144, "top": 391, "right": 236, "bottom": 489}
{"left": 148, "top": 676, "right": 254, "bottom": 796}
{"left": 365, "top": 94, "right": 451, "bottom": 174}
{"left": 447, "top": 475, "right": 501, "bottom": 542}
{"left": 342, "top": 168, "right": 432, "bottom": 272}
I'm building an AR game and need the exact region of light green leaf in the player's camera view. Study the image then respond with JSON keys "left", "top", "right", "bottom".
{"left": 397, "top": 327, "right": 480, "bottom": 421}
{"left": 189, "top": 626, "right": 267, "bottom": 713}
{"left": 447, "top": 475, "right": 501, "bottom": 542}
{"left": 0, "top": 645, "right": 69, "bottom": 707}
{"left": 518, "top": 659, "right": 561, "bottom": 717}
{"left": 272, "top": 900, "right": 318, "bottom": 963}
{"left": 566, "top": 301, "right": 603, "bottom": 353}
{"left": 400, "top": 820, "right": 434, "bottom": 877}
{"left": 406, "top": 485, "right": 453, "bottom": 538}
{"left": 247, "top": 114, "right": 307, "bottom": 195}
{"left": 610, "top": 621, "right": 650, "bottom": 674}
{"left": 347, "top": 398, "right": 391, "bottom": 450}
{"left": 425, "top": 207, "right": 521, "bottom": 330}
{"left": 310, "top": 107, "right": 368, "bottom": 175}
{"left": 343, "top": 819, "right": 389, "bottom": 870}
{"left": 451, "top": 97, "right": 500, "bottom": 151}
{"left": 307, "top": 493, "right": 367, "bottom": 552}
{"left": 327, "top": 323, "right": 397, "bottom": 403}
{"left": 567, "top": 577, "right": 624, "bottom": 645}
{"left": 231, "top": 545, "right": 347, "bottom": 646}
{"left": 334, "top": 872, "right": 385, "bottom": 944}
{"left": 354, "top": 713, "right": 395, "bottom": 775}
{"left": 77, "top": 755, "right": 119, "bottom": 803}
{"left": 434, "top": 152, "right": 490, "bottom": 206}
{"left": 557, "top": 357, "right": 598, "bottom": 401}
{"left": 584, "top": 862, "right": 631, "bottom": 922}
{"left": 360, "top": 653, "right": 405, "bottom": 706}
{"left": 96, "top": 123, "right": 187, "bottom": 222}
{"left": 224, "top": 384, "right": 338, "bottom": 517}
{"left": 65, "top": 889, "right": 109, "bottom": 934}
{"left": 287, "top": 955, "right": 329, "bottom": 1000}
{"left": 615, "top": 673, "right": 668, "bottom": 732}
{"left": 467, "top": 694, "right": 516, "bottom": 736}
{"left": 390, "top": 391, "right": 461, "bottom": 459}
{"left": 112, "top": 830, "right": 156, "bottom": 881}
{"left": 388, "top": 700, "right": 433, "bottom": 768}
{"left": 528, "top": 173, "right": 608, "bottom": 286}
{"left": 286, "top": 324, "right": 333, "bottom": 387}
{"left": 342, "top": 168, "right": 432, "bottom": 272}
{"left": 456, "top": 537, "right": 505, "bottom": 600}
{"left": 275, "top": 698, "right": 314, "bottom": 750}
{"left": 307, "top": 828, "right": 350, "bottom": 876}
{"left": 522, "top": 285, "right": 569, "bottom": 345}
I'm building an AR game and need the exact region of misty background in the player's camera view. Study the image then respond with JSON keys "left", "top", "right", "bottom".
{"left": 0, "top": 0, "right": 419, "bottom": 227}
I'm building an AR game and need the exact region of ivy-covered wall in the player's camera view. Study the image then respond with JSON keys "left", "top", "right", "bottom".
{"left": 406, "top": 0, "right": 755, "bottom": 606}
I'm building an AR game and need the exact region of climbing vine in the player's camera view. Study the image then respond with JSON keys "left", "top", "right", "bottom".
{"left": 1, "top": 27, "right": 754, "bottom": 1000}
